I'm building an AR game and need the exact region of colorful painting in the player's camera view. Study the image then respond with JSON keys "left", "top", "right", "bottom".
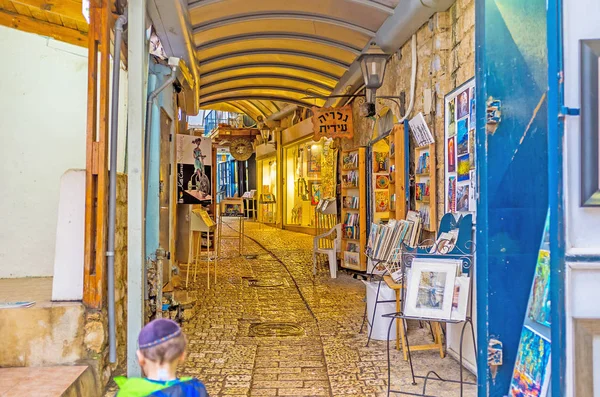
{"left": 416, "top": 271, "right": 448, "bottom": 310}
{"left": 457, "top": 118, "right": 469, "bottom": 156}
{"left": 310, "top": 183, "right": 322, "bottom": 206}
{"left": 509, "top": 327, "right": 551, "bottom": 397}
{"left": 447, "top": 137, "right": 456, "bottom": 172}
{"left": 374, "top": 151, "right": 389, "bottom": 173}
{"left": 308, "top": 145, "right": 322, "bottom": 173}
{"left": 468, "top": 129, "right": 476, "bottom": 167}
{"left": 457, "top": 88, "right": 470, "bottom": 119}
{"left": 447, "top": 100, "right": 456, "bottom": 137}
{"left": 447, "top": 176, "right": 456, "bottom": 212}
{"left": 528, "top": 250, "right": 551, "bottom": 327}
{"left": 456, "top": 185, "right": 470, "bottom": 212}
{"left": 457, "top": 154, "right": 470, "bottom": 182}
{"left": 320, "top": 140, "right": 337, "bottom": 198}
{"left": 375, "top": 191, "right": 389, "bottom": 212}
{"left": 376, "top": 174, "right": 390, "bottom": 189}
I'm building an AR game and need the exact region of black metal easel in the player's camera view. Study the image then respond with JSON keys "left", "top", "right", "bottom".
{"left": 382, "top": 238, "right": 478, "bottom": 397}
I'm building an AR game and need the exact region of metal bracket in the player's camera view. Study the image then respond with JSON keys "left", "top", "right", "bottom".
{"left": 560, "top": 106, "right": 580, "bottom": 116}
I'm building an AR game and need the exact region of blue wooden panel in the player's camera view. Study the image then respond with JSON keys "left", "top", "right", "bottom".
{"left": 476, "top": 0, "right": 549, "bottom": 394}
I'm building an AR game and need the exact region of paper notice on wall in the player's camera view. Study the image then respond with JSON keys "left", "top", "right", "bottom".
{"left": 409, "top": 113, "right": 435, "bottom": 147}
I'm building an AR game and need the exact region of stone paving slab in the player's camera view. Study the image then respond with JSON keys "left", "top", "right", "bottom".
{"left": 176, "top": 220, "right": 476, "bottom": 397}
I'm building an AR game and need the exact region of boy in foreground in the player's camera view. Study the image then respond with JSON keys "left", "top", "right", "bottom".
{"left": 115, "top": 318, "right": 208, "bottom": 396}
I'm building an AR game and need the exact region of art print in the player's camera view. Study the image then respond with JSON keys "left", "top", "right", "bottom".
{"left": 509, "top": 327, "right": 551, "bottom": 397}
{"left": 374, "top": 151, "right": 389, "bottom": 173}
{"left": 310, "top": 183, "right": 322, "bottom": 206}
{"left": 308, "top": 147, "right": 322, "bottom": 173}
{"left": 447, "top": 136, "right": 456, "bottom": 173}
{"left": 469, "top": 87, "right": 476, "bottom": 127}
{"left": 176, "top": 135, "right": 212, "bottom": 204}
{"left": 458, "top": 154, "right": 470, "bottom": 182}
{"left": 528, "top": 250, "right": 551, "bottom": 327}
{"left": 405, "top": 258, "right": 459, "bottom": 320}
{"left": 375, "top": 191, "right": 389, "bottom": 212}
{"left": 375, "top": 174, "right": 390, "bottom": 190}
{"left": 457, "top": 118, "right": 469, "bottom": 156}
{"left": 457, "top": 88, "right": 470, "bottom": 119}
{"left": 469, "top": 171, "right": 476, "bottom": 212}
{"left": 468, "top": 129, "right": 476, "bottom": 167}
{"left": 447, "top": 100, "right": 456, "bottom": 137}
{"left": 447, "top": 176, "right": 456, "bottom": 213}
{"left": 456, "top": 185, "right": 470, "bottom": 212}
{"left": 451, "top": 276, "right": 470, "bottom": 321}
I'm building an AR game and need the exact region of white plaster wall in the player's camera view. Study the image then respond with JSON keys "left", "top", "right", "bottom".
{"left": 563, "top": 0, "right": 600, "bottom": 394}
{"left": 0, "top": 27, "right": 88, "bottom": 278}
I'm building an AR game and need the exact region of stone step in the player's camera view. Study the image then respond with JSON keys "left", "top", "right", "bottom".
{"left": 0, "top": 365, "right": 98, "bottom": 397}
{"left": 0, "top": 300, "right": 86, "bottom": 367}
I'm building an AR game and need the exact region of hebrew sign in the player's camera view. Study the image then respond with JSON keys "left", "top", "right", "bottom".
{"left": 312, "top": 105, "right": 354, "bottom": 140}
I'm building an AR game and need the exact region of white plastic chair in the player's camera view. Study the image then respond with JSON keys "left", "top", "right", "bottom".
{"left": 312, "top": 223, "right": 342, "bottom": 278}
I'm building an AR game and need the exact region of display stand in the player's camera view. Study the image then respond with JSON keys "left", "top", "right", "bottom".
{"left": 383, "top": 214, "right": 477, "bottom": 397}
{"left": 389, "top": 124, "right": 408, "bottom": 220}
{"left": 218, "top": 198, "right": 245, "bottom": 256}
{"left": 341, "top": 148, "right": 367, "bottom": 271}
{"left": 259, "top": 194, "right": 276, "bottom": 224}
{"left": 187, "top": 208, "right": 217, "bottom": 289}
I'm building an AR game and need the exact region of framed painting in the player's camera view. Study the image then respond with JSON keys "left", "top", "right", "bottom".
{"left": 404, "top": 258, "right": 459, "bottom": 320}
{"left": 580, "top": 39, "right": 600, "bottom": 206}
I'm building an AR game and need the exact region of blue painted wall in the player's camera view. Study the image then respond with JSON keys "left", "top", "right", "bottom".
{"left": 476, "top": 0, "right": 549, "bottom": 395}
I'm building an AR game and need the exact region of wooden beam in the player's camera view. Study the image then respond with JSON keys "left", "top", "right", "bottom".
{"left": 83, "top": 0, "right": 111, "bottom": 309}
{"left": 10, "top": 0, "right": 86, "bottom": 23}
{"left": 0, "top": 8, "right": 86, "bottom": 47}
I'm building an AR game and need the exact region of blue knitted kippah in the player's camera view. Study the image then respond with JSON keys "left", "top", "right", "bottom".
{"left": 138, "top": 318, "right": 182, "bottom": 349}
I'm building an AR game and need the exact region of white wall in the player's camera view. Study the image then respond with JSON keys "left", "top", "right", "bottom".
{"left": 563, "top": 0, "right": 600, "bottom": 394}
{"left": 0, "top": 27, "right": 129, "bottom": 279}
{"left": 564, "top": 0, "right": 600, "bottom": 254}
{"left": 0, "top": 27, "right": 89, "bottom": 278}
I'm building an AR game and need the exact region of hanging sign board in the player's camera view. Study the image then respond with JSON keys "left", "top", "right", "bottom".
{"left": 312, "top": 105, "right": 354, "bottom": 140}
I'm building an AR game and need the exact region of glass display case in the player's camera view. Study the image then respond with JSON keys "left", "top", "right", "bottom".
{"left": 257, "top": 156, "right": 277, "bottom": 223}
{"left": 283, "top": 137, "right": 336, "bottom": 232}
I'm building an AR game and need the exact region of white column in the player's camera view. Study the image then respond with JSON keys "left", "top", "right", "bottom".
{"left": 127, "top": 0, "right": 147, "bottom": 377}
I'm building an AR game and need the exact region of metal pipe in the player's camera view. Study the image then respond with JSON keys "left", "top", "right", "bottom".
{"left": 267, "top": 104, "right": 297, "bottom": 122}
{"left": 144, "top": 67, "right": 177, "bottom": 209}
{"left": 107, "top": 12, "right": 127, "bottom": 365}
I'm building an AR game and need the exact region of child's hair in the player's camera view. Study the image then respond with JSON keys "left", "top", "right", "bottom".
{"left": 139, "top": 332, "right": 187, "bottom": 365}
{"left": 138, "top": 318, "right": 187, "bottom": 365}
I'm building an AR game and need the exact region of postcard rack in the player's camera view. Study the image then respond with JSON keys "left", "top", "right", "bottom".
{"left": 382, "top": 214, "right": 477, "bottom": 397}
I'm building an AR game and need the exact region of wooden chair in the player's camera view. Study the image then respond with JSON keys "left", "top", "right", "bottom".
{"left": 312, "top": 223, "right": 342, "bottom": 278}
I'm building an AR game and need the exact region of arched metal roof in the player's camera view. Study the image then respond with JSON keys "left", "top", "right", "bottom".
{"left": 187, "top": 0, "right": 401, "bottom": 120}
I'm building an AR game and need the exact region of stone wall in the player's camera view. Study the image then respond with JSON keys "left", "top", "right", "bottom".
{"left": 346, "top": 0, "right": 475, "bottom": 222}
{"left": 83, "top": 173, "right": 128, "bottom": 386}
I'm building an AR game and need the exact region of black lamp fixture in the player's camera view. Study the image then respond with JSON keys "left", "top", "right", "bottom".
{"left": 357, "top": 43, "right": 389, "bottom": 116}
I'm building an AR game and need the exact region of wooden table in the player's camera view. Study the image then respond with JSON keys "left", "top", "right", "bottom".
{"left": 383, "top": 275, "right": 445, "bottom": 360}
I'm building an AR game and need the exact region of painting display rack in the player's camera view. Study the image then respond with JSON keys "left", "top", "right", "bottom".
{"left": 382, "top": 216, "right": 477, "bottom": 397}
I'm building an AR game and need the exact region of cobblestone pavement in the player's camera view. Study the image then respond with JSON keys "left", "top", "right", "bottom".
{"left": 179, "top": 220, "right": 476, "bottom": 397}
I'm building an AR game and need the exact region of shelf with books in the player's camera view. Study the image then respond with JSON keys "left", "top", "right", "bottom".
{"left": 341, "top": 147, "right": 367, "bottom": 271}
{"left": 413, "top": 142, "right": 437, "bottom": 233}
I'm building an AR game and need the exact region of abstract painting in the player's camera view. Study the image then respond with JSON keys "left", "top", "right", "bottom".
{"left": 458, "top": 154, "right": 470, "bottom": 182}
{"left": 509, "top": 327, "right": 551, "bottom": 397}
